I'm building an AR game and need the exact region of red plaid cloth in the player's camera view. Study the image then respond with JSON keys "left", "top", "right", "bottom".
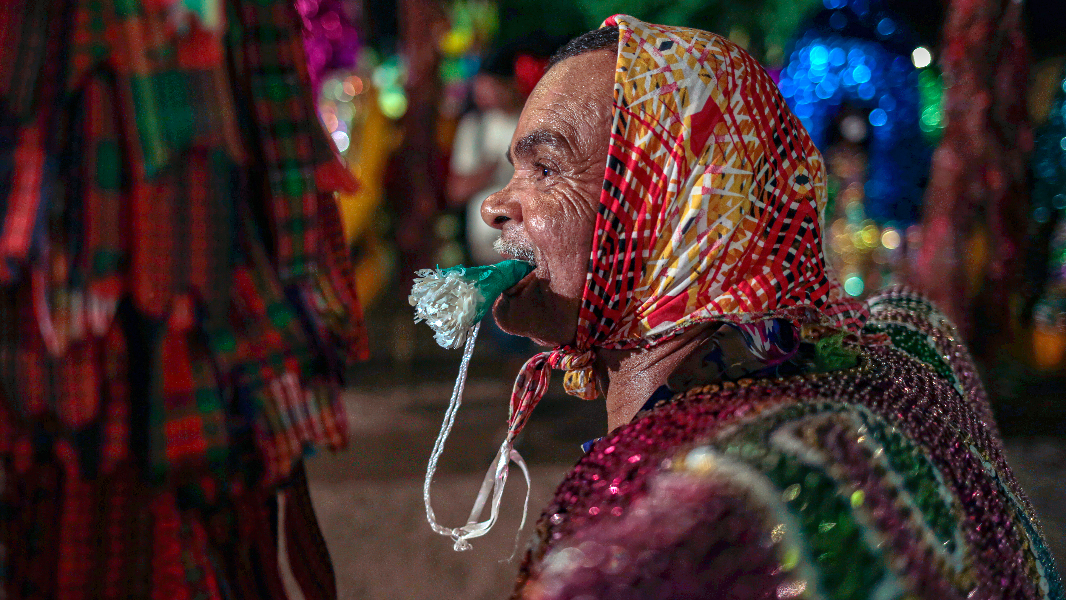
{"left": 0, "top": 0, "right": 58, "bottom": 123}
{"left": 0, "top": 122, "right": 45, "bottom": 282}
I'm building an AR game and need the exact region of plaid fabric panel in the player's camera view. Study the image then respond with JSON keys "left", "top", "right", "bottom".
{"left": 1, "top": 1, "right": 368, "bottom": 596}
{"left": 305, "top": 194, "right": 369, "bottom": 367}
{"left": 128, "top": 173, "right": 177, "bottom": 317}
{"left": 100, "top": 321, "right": 129, "bottom": 474}
{"left": 0, "top": 288, "right": 18, "bottom": 418}
{"left": 231, "top": 265, "right": 307, "bottom": 483}
{"left": 100, "top": 468, "right": 152, "bottom": 600}
{"left": 67, "top": 0, "right": 110, "bottom": 90}
{"left": 15, "top": 291, "right": 49, "bottom": 418}
{"left": 106, "top": 0, "right": 237, "bottom": 179}
{"left": 0, "top": 122, "right": 46, "bottom": 282}
{"left": 219, "top": 490, "right": 290, "bottom": 600}
{"left": 0, "top": 0, "right": 67, "bottom": 285}
{"left": 130, "top": 148, "right": 236, "bottom": 319}
{"left": 80, "top": 72, "right": 125, "bottom": 312}
{"left": 150, "top": 294, "right": 227, "bottom": 482}
{"left": 219, "top": 249, "right": 348, "bottom": 482}
{"left": 0, "top": 125, "right": 15, "bottom": 283}
{"left": 308, "top": 376, "right": 346, "bottom": 453}
{"left": 283, "top": 463, "right": 338, "bottom": 600}
{"left": 57, "top": 339, "right": 101, "bottom": 429}
{"left": 186, "top": 147, "right": 239, "bottom": 313}
{"left": 230, "top": 0, "right": 323, "bottom": 279}
{"left": 180, "top": 511, "right": 224, "bottom": 600}
{"left": 55, "top": 441, "right": 96, "bottom": 600}
{"left": 6, "top": 462, "right": 61, "bottom": 599}
{"left": 149, "top": 492, "right": 193, "bottom": 600}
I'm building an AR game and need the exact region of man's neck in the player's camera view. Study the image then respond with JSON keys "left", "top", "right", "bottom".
{"left": 592, "top": 325, "right": 715, "bottom": 432}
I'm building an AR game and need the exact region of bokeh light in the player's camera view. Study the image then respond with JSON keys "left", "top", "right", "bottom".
{"left": 880, "top": 228, "right": 901, "bottom": 250}
{"left": 911, "top": 46, "right": 932, "bottom": 69}
{"left": 844, "top": 276, "right": 865, "bottom": 296}
{"left": 331, "top": 130, "right": 350, "bottom": 152}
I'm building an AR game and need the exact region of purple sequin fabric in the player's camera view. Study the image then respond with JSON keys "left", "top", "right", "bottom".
{"left": 513, "top": 287, "right": 1062, "bottom": 600}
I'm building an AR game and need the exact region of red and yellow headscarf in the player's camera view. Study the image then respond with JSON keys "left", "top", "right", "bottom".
{"left": 515, "top": 15, "right": 864, "bottom": 405}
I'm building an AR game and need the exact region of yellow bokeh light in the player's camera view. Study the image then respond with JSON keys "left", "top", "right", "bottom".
{"left": 881, "top": 228, "right": 901, "bottom": 250}
{"left": 860, "top": 224, "right": 878, "bottom": 247}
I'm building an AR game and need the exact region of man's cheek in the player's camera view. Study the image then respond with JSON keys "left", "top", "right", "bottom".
{"left": 525, "top": 212, "right": 550, "bottom": 238}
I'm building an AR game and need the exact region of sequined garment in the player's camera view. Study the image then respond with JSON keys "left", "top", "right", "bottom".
{"left": 911, "top": 0, "right": 1030, "bottom": 337}
{"left": 513, "top": 288, "right": 1062, "bottom": 600}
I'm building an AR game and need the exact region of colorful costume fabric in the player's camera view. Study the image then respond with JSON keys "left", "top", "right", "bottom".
{"left": 502, "top": 17, "right": 1060, "bottom": 599}
{"left": 515, "top": 288, "right": 1062, "bottom": 600}
{"left": 0, "top": 1, "right": 366, "bottom": 598}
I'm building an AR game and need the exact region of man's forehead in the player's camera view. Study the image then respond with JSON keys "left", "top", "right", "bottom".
{"left": 528, "top": 51, "right": 614, "bottom": 112}
{"left": 509, "top": 51, "right": 615, "bottom": 159}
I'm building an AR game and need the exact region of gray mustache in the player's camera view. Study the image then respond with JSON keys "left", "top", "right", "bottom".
{"left": 492, "top": 238, "right": 537, "bottom": 266}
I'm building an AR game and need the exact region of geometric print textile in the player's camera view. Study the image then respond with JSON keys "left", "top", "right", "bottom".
{"left": 583, "top": 15, "right": 866, "bottom": 357}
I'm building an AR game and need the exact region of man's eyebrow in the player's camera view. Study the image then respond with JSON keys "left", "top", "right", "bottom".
{"left": 506, "top": 129, "right": 569, "bottom": 165}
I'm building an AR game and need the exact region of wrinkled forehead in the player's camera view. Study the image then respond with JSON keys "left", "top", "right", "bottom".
{"left": 512, "top": 50, "right": 616, "bottom": 158}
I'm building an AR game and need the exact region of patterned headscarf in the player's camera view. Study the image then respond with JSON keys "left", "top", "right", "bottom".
{"left": 448, "top": 15, "right": 866, "bottom": 550}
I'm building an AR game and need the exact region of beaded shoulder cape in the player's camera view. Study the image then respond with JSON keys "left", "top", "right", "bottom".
{"left": 513, "top": 288, "right": 1062, "bottom": 600}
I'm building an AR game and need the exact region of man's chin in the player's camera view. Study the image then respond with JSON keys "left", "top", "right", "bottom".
{"left": 491, "top": 297, "right": 571, "bottom": 348}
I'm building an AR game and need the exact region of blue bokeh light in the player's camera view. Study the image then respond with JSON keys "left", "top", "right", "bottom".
{"left": 810, "top": 45, "right": 829, "bottom": 67}
{"left": 778, "top": 2, "right": 933, "bottom": 225}
{"left": 876, "top": 17, "right": 896, "bottom": 36}
{"left": 852, "top": 64, "right": 872, "bottom": 83}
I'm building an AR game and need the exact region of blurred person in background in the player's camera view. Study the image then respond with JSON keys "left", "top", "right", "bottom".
{"left": 467, "top": 17, "right": 1062, "bottom": 599}
{"left": 448, "top": 39, "right": 553, "bottom": 266}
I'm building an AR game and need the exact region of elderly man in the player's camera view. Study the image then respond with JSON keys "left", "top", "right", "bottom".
{"left": 467, "top": 16, "right": 1060, "bottom": 600}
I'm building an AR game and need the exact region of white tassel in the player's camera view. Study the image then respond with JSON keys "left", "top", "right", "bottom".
{"left": 413, "top": 260, "right": 536, "bottom": 552}
{"left": 409, "top": 268, "right": 485, "bottom": 350}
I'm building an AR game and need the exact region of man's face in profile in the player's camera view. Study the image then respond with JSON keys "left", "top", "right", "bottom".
{"left": 480, "top": 50, "right": 615, "bottom": 348}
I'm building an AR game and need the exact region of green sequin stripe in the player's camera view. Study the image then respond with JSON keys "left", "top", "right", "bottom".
{"left": 769, "top": 408, "right": 967, "bottom": 573}
{"left": 867, "top": 294, "right": 938, "bottom": 316}
{"left": 723, "top": 436, "right": 898, "bottom": 600}
{"left": 743, "top": 401, "right": 964, "bottom": 553}
{"left": 855, "top": 409, "right": 963, "bottom": 554}
{"left": 972, "top": 446, "right": 1064, "bottom": 600}
{"left": 712, "top": 402, "right": 901, "bottom": 600}
{"left": 715, "top": 401, "right": 975, "bottom": 596}
{"left": 864, "top": 322, "right": 956, "bottom": 385}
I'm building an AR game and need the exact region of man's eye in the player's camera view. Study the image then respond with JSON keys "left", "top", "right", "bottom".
{"left": 534, "top": 164, "right": 552, "bottom": 179}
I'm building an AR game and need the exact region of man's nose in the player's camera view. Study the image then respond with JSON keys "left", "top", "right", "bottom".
{"left": 481, "top": 186, "right": 522, "bottom": 230}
